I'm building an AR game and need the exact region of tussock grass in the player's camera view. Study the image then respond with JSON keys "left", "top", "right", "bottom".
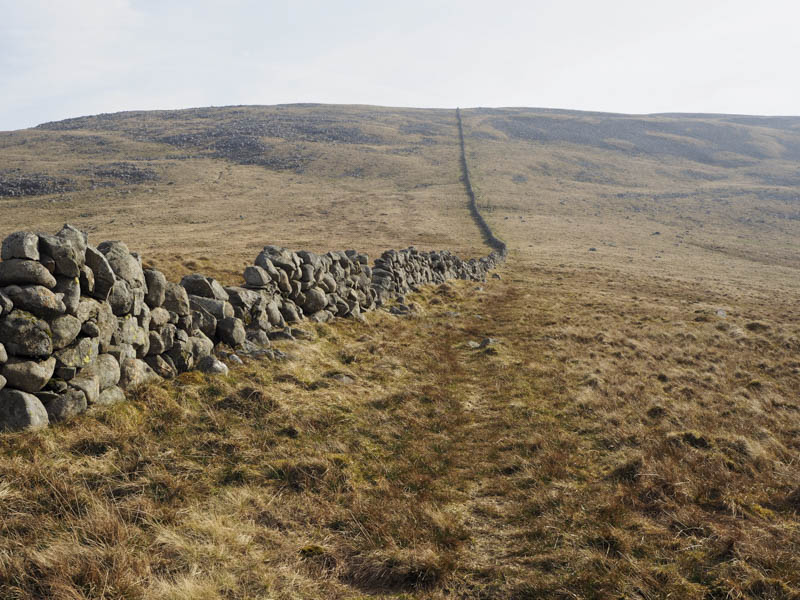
{"left": 0, "top": 262, "right": 798, "bottom": 598}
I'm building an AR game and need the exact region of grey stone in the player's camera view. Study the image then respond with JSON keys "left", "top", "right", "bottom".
{"left": 266, "top": 301, "right": 285, "bottom": 327}
{"left": 163, "top": 282, "right": 190, "bottom": 316}
{"left": 0, "top": 310, "right": 52, "bottom": 358}
{"left": 0, "top": 389, "right": 49, "bottom": 431}
{"left": 79, "top": 264, "right": 95, "bottom": 294}
{"left": 54, "top": 336, "right": 99, "bottom": 369}
{"left": 50, "top": 314, "right": 82, "bottom": 350}
{"left": 0, "top": 290, "right": 12, "bottom": 315}
{"left": 118, "top": 358, "right": 160, "bottom": 389}
{"left": 196, "top": 355, "right": 229, "bottom": 375}
{"left": 70, "top": 375, "right": 100, "bottom": 404}
{"left": 190, "top": 332, "right": 214, "bottom": 358}
{"left": 54, "top": 366, "right": 77, "bottom": 381}
{"left": 309, "top": 310, "right": 333, "bottom": 323}
{"left": 180, "top": 274, "right": 229, "bottom": 301}
{"left": 166, "top": 339, "right": 194, "bottom": 372}
{"left": 256, "top": 246, "right": 295, "bottom": 272}
{"left": 0, "top": 343, "right": 6, "bottom": 364}
{"left": 2, "top": 285, "right": 66, "bottom": 319}
{"left": 97, "top": 241, "right": 145, "bottom": 289}
{"left": 147, "top": 330, "right": 167, "bottom": 356}
{"left": 218, "top": 317, "right": 246, "bottom": 347}
{"left": 0, "top": 259, "right": 57, "bottom": 289}
{"left": 43, "top": 388, "right": 86, "bottom": 423}
{"left": 246, "top": 329, "right": 271, "bottom": 346}
{"left": 38, "top": 233, "right": 81, "bottom": 277}
{"left": 279, "top": 300, "right": 301, "bottom": 323}
{"left": 83, "top": 354, "right": 120, "bottom": 391}
{"left": 276, "top": 269, "right": 291, "bottom": 293}
{"left": 2, "top": 231, "right": 40, "bottom": 261}
{"left": 149, "top": 306, "right": 170, "bottom": 329}
{"left": 95, "top": 385, "right": 125, "bottom": 406}
{"left": 302, "top": 287, "right": 328, "bottom": 314}
{"left": 144, "top": 355, "right": 177, "bottom": 379}
{"left": 177, "top": 314, "right": 193, "bottom": 332}
{"left": 56, "top": 225, "right": 88, "bottom": 260}
{"left": 244, "top": 265, "right": 271, "bottom": 288}
{"left": 1, "top": 356, "right": 56, "bottom": 393}
{"left": 478, "top": 337, "right": 498, "bottom": 349}
{"left": 320, "top": 273, "right": 338, "bottom": 294}
{"left": 228, "top": 354, "right": 243, "bottom": 365}
{"left": 44, "top": 378, "right": 69, "bottom": 393}
{"left": 108, "top": 279, "right": 133, "bottom": 316}
{"left": 191, "top": 306, "right": 216, "bottom": 339}
{"left": 188, "top": 295, "right": 234, "bottom": 320}
{"left": 81, "top": 320, "right": 100, "bottom": 338}
{"left": 107, "top": 343, "right": 136, "bottom": 365}
{"left": 267, "top": 328, "right": 294, "bottom": 341}
{"left": 34, "top": 390, "right": 60, "bottom": 405}
{"left": 143, "top": 269, "right": 166, "bottom": 308}
{"left": 54, "top": 276, "right": 80, "bottom": 315}
{"left": 225, "top": 286, "right": 265, "bottom": 314}
{"left": 84, "top": 246, "right": 116, "bottom": 300}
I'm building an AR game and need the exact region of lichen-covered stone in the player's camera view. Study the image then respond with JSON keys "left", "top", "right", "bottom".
{"left": 0, "top": 310, "right": 53, "bottom": 358}
{"left": 0, "top": 259, "right": 57, "bottom": 289}
{"left": 0, "top": 389, "right": 49, "bottom": 431}
{"left": 1, "top": 356, "right": 56, "bottom": 393}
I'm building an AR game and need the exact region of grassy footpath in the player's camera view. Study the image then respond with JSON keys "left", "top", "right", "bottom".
{"left": 0, "top": 256, "right": 798, "bottom": 599}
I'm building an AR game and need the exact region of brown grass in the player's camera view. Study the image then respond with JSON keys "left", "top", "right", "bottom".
{"left": 0, "top": 104, "right": 799, "bottom": 597}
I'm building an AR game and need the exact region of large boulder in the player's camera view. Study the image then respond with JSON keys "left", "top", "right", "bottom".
{"left": 256, "top": 246, "right": 296, "bottom": 272}
{"left": 244, "top": 266, "right": 271, "bottom": 288}
{"left": 119, "top": 358, "right": 160, "bottom": 389}
{"left": 54, "top": 276, "right": 80, "bottom": 315}
{"left": 55, "top": 225, "right": 88, "bottom": 261}
{"left": 1, "top": 285, "right": 66, "bottom": 319}
{"left": 38, "top": 233, "right": 82, "bottom": 277}
{"left": 2, "top": 232, "right": 40, "bottom": 261}
{"left": 302, "top": 287, "right": 328, "bottom": 314}
{"left": 97, "top": 241, "right": 146, "bottom": 289}
{"left": 54, "top": 336, "right": 99, "bottom": 369}
{"left": 0, "top": 310, "right": 53, "bottom": 358}
{"left": 188, "top": 295, "right": 234, "bottom": 320}
{"left": 95, "top": 386, "right": 125, "bottom": 406}
{"left": 196, "top": 355, "right": 229, "bottom": 375}
{"left": 217, "top": 317, "right": 246, "bottom": 347}
{"left": 82, "top": 354, "right": 120, "bottom": 391}
{"left": 191, "top": 305, "right": 217, "bottom": 339}
{"left": 163, "top": 282, "right": 190, "bottom": 316}
{"left": 70, "top": 375, "right": 99, "bottom": 404}
{"left": 107, "top": 279, "right": 133, "bottom": 315}
{"left": 144, "top": 355, "right": 177, "bottom": 379}
{"left": 43, "top": 388, "right": 86, "bottom": 423}
{"left": 84, "top": 246, "right": 116, "bottom": 300}
{"left": 180, "top": 274, "right": 229, "bottom": 301}
{"left": 144, "top": 269, "right": 167, "bottom": 308}
{"left": 0, "top": 259, "right": 57, "bottom": 289}
{"left": 1, "top": 356, "right": 56, "bottom": 393}
{"left": 149, "top": 306, "right": 170, "bottom": 329}
{"left": 50, "top": 314, "right": 82, "bottom": 349}
{"left": 0, "top": 389, "right": 49, "bottom": 431}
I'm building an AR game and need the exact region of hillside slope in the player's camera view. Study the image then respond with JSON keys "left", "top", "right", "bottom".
{"left": 1, "top": 105, "right": 799, "bottom": 598}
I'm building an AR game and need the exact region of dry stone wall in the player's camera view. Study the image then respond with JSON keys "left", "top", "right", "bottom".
{"left": 0, "top": 225, "right": 504, "bottom": 432}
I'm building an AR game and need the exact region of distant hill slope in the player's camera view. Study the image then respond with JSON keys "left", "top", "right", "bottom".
{"left": 1, "top": 104, "right": 798, "bottom": 285}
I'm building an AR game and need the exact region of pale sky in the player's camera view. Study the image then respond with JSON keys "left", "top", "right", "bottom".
{"left": 1, "top": 0, "right": 798, "bottom": 131}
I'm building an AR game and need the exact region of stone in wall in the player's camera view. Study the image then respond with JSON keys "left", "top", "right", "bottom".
{"left": 0, "top": 223, "right": 504, "bottom": 433}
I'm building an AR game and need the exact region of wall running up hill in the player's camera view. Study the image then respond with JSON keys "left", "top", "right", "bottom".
{"left": 0, "top": 110, "right": 506, "bottom": 433}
